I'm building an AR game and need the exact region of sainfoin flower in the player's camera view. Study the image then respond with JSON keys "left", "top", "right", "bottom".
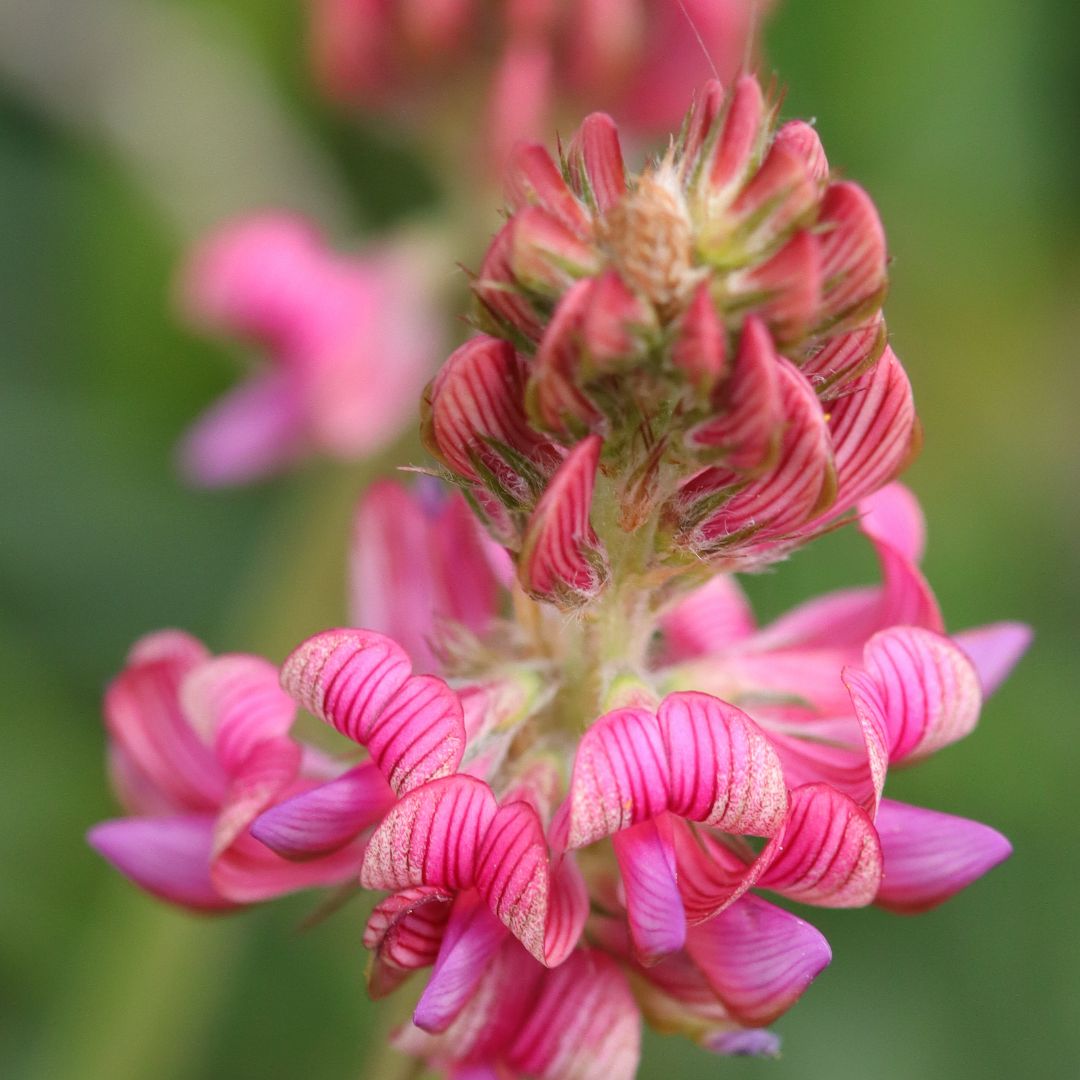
{"left": 177, "top": 213, "right": 439, "bottom": 486}
{"left": 88, "top": 75, "right": 1026, "bottom": 1080}
{"left": 310, "top": 0, "right": 772, "bottom": 170}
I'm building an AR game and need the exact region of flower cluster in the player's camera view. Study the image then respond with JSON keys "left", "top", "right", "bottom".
{"left": 311, "top": 0, "right": 771, "bottom": 171}
{"left": 89, "top": 72, "right": 1026, "bottom": 1080}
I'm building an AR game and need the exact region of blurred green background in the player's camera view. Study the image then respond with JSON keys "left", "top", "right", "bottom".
{"left": 1, "top": 1, "right": 1076, "bottom": 1078}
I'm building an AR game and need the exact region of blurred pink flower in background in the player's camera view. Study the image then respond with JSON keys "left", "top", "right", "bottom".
{"left": 177, "top": 213, "right": 440, "bottom": 486}
{"left": 310, "top": 0, "right": 772, "bottom": 171}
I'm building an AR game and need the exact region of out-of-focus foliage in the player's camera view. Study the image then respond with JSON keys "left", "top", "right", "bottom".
{"left": 0, "top": 2, "right": 1076, "bottom": 1078}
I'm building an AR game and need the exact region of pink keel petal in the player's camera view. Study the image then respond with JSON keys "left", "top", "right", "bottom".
{"left": 612, "top": 815, "right": 686, "bottom": 964}
{"left": 686, "top": 894, "right": 832, "bottom": 1026}
{"left": 178, "top": 371, "right": 307, "bottom": 487}
{"left": 659, "top": 574, "right": 756, "bottom": 661}
{"left": 659, "top": 692, "right": 788, "bottom": 836}
{"left": 250, "top": 761, "right": 394, "bottom": 859}
{"left": 873, "top": 799, "right": 1012, "bottom": 913}
{"left": 566, "top": 112, "right": 626, "bottom": 213}
{"left": 759, "top": 783, "right": 883, "bottom": 907}
{"left": 88, "top": 815, "right": 230, "bottom": 911}
{"left": 360, "top": 775, "right": 497, "bottom": 893}
{"left": 952, "top": 622, "right": 1032, "bottom": 697}
{"left": 414, "top": 891, "right": 509, "bottom": 1033}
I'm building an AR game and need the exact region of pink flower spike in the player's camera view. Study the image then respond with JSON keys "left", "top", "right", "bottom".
{"left": 759, "top": 783, "right": 883, "bottom": 907}
{"left": 873, "top": 799, "right": 1012, "bottom": 914}
{"left": 518, "top": 435, "right": 609, "bottom": 606}
{"left": 685, "top": 894, "right": 832, "bottom": 1026}
{"left": 672, "top": 282, "right": 727, "bottom": 397}
{"left": 566, "top": 112, "right": 627, "bottom": 214}
{"left": 87, "top": 815, "right": 232, "bottom": 911}
{"left": 415, "top": 891, "right": 509, "bottom": 1033}
{"left": 611, "top": 816, "right": 686, "bottom": 965}
{"left": 364, "top": 887, "right": 454, "bottom": 999}
{"left": 952, "top": 622, "right": 1033, "bottom": 697}
{"left": 773, "top": 120, "right": 829, "bottom": 184}
{"left": 658, "top": 692, "right": 788, "bottom": 836}
{"left": 858, "top": 626, "right": 982, "bottom": 763}
{"left": 249, "top": 761, "right": 394, "bottom": 860}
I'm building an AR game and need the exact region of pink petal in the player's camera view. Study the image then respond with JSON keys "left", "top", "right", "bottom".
{"left": 816, "top": 181, "right": 887, "bottom": 325}
{"left": 581, "top": 270, "right": 655, "bottom": 371}
{"left": 213, "top": 736, "right": 301, "bottom": 855}
{"left": 104, "top": 655, "right": 226, "bottom": 813}
{"left": 250, "top": 761, "right": 394, "bottom": 859}
{"left": 364, "top": 886, "right": 454, "bottom": 998}
{"left": 873, "top": 799, "right": 1011, "bottom": 913}
{"left": 475, "top": 800, "right": 589, "bottom": 966}
{"left": 473, "top": 223, "right": 544, "bottom": 341}
{"left": 658, "top": 575, "right": 756, "bottom": 661}
{"left": 506, "top": 142, "right": 590, "bottom": 235}
{"left": 672, "top": 281, "right": 727, "bottom": 396}
{"left": 360, "top": 775, "right": 497, "bottom": 893}
{"left": 824, "top": 346, "right": 917, "bottom": 515}
{"left": 506, "top": 950, "right": 641, "bottom": 1080}
{"left": 566, "top": 707, "right": 670, "bottom": 848}
{"left": 952, "top": 622, "right": 1032, "bottom": 697}
{"left": 739, "top": 230, "right": 823, "bottom": 345}
{"left": 858, "top": 481, "right": 927, "bottom": 563}
{"left": 773, "top": 120, "right": 829, "bottom": 183}
{"left": 800, "top": 315, "right": 887, "bottom": 397}
{"left": 759, "top": 783, "right": 883, "bottom": 907}
{"left": 860, "top": 627, "right": 982, "bottom": 762}
{"left": 178, "top": 370, "right": 307, "bottom": 487}
{"left": 518, "top": 434, "right": 608, "bottom": 605}
{"left": 486, "top": 39, "right": 552, "bottom": 175}
{"left": 658, "top": 692, "right": 788, "bottom": 835}
{"left": 179, "top": 654, "right": 295, "bottom": 774}
{"left": 707, "top": 75, "right": 766, "bottom": 193}
{"left": 686, "top": 894, "right": 832, "bottom": 1025}
{"left": 126, "top": 629, "right": 210, "bottom": 670}
{"left": 566, "top": 112, "right": 626, "bottom": 214}
{"left": 729, "top": 140, "right": 817, "bottom": 244}
{"left": 509, "top": 206, "right": 598, "bottom": 296}
{"left": 612, "top": 815, "right": 686, "bottom": 964}
{"left": 414, "top": 890, "right": 510, "bottom": 1033}
{"left": 87, "top": 814, "right": 231, "bottom": 910}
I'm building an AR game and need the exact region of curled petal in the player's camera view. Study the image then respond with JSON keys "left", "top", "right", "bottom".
{"left": 686, "top": 894, "right": 832, "bottom": 1025}
{"left": 360, "top": 775, "right": 497, "bottom": 892}
{"left": 873, "top": 799, "right": 1012, "bottom": 913}
{"left": 415, "top": 891, "right": 509, "bottom": 1032}
{"left": 180, "top": 654, "right": 295, "bottom": 773}
{"left": 658, "top": 692, "right": 788, "bottom": 835}
{"left": 759, "top": 783, "right": 883, "bottom": 907}
{"left": 87, "top": 815, "right": 230, "bottom": 911}
{"left": 952, "top": 622, "right": 1032, "bottom": 698}
{"left": 518, "top": 434, "right": 608, "bottom": 605}
{"left": 566, "top": 112, "right": 626, "bottom": 213}
{"left": 476, "top": 801, "right": 588, "bottom": 966}
{"left": 860, "top": 627, "right": 982, "bottom": 762}
{"left": 250, "top": 762, "right": 394, "bottom": 859}
{"left": 364, "top": 886, "right": 453, "bottom": 999}
{"left": 612, "top": 815, "right": 686, "bottom": 964}
{"left": 567, "top": 706, "right": 670, "bottom": 848}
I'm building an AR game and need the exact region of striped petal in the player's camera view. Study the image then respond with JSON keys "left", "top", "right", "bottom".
{"left": 859, "top": 627, "right": 982, "bottom": 762}
{"left": 738, "top": 230, "right": 823, "bottom": 345}
{"left": 773, "top": 120, "right": 829, "bottom": 183}
{"left": 506, "top": 142, "right": 591, "bottom": 235}
{"left": 364, "top": 886, "right": 453, "bottom": 998}
{"left": 506, "top": 950, "right": 641, "bottom": 1080}
{"left": 706, "top": 75, "right": 766, "bottom": 194}
{"left": 799, "top": 315, "right": 887, "bottom": 397}
{"left": 180, "top": 654, "right": 295, "bottom": 773}
{"left": 566, "top": 707, "right": 670, "bottom": 848}
{"left": 759, "top": 783, "right": 883, "bottom": 907}
{"left": 518, "top": 434, "right": 608, "bottom": 606}
{"left": 816, "top": 181, "right": 887, "bottom": 326}
{"left": 566, "top": 111, "right": 627, "bottom": 214}
{"left": 250, "top": 761, "right": 394, "bottom": 859}
{"left": 612, "top": 815, "right": 686, "bottom": 964}
{"left": 873, "top": 799, "right": 1012, "bottom": 913}
{"left": 686, "top": 894, "right": 832, "bottom": 1025}
{"left": 360, "top": 775, "right": 497, "bottom": 893}
{"left": 658, "top": 692, "right": 787, "bottom": 835}
{"left": 672, "top": 281, "right": 727, "bottom": 396}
